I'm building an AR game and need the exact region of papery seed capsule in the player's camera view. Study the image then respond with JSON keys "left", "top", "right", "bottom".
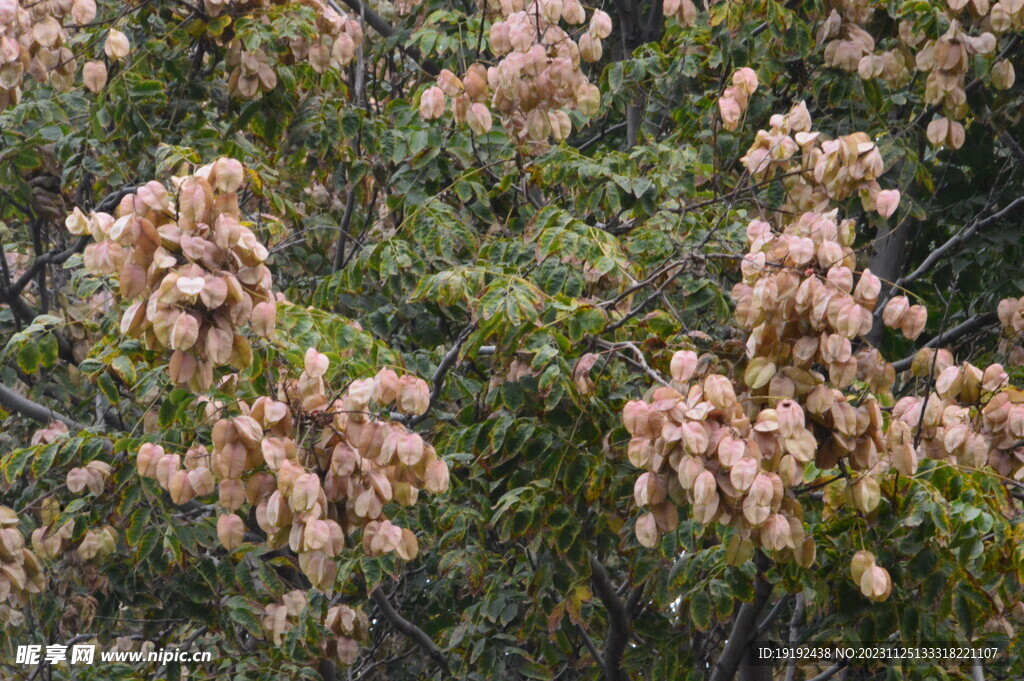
{"left": 289, "top": 473, "right": 321, "bottom": 513}
{"left": 670, "top": 350, "right": 698, "bottom": 383}
{"left": 589, "top": 9, "right": 612, "bottom": 38}
{"left": 397, "top": 376, "right": 430, "bottom": 415}
{"left": 424, "top": 457, "right": 450, "bottom": 494}
{"left": 467, "top": 103, "right": 493, "bottom": 135}
{"left": 104, "top": 30, "right": 130, "bottom": 60}
{"left": 419, "top": 86, "right": 446, "bottom": 120}
{"left": 436, "top": 69, "right": 463, "bottom": 97}
{"left": 372, "top": 369, "right": 400, "bottom": 404}
{"left": 217, "top": 514, "right": 244, "bottom": 550}
{"left": 635, "top": 511, "right": 659, "bottom": 547}
{"left": 214, "top": 479, "right": 244, "bottom": 511}
{"left": 168, "top": 470, "right": 196, "bottom": 504}
{"left": 860, "top": 564, "right": 891, "bottom": 601}
{"left": 634, "top": 472, "right": 667, "bottom": 506}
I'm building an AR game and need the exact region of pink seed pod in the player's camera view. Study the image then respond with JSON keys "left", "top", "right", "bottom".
{"left": 397, "top": 376, "right": 430, "bottom": 415}
{"left": 418, "top": 86, "right": 446, "bottom": 120}
{"left": 217, "top": 514, "right": 245, "bottom": 550}
{"left": 670, "top": 350, "right": 698, "bottom": 383}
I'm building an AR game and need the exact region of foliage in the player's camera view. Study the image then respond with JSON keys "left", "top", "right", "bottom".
{"left": 1, "top": 0, "right": 1024, "bottom": 680}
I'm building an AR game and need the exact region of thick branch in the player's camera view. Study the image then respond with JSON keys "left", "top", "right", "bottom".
{"left": 709, "top": 561, "right": 773, "bottom": 681}
{"left": 370, "top": 587, "right": 450, "bottom": 676}
{"left": 783, "top": 593, "right": 805, "bottom": 681}
{"left": 755, "top": 595, "right": 790, "bottom": 638}
{"left": 880, "top": 197, "right": 1024, "bottom": 307}
{"left": 891, "top": 312, "right": 999, "bottom": 372}
{"left": 576, "top": 122, "right": 628, "bottom": 152}
{"left": 0, "top": 382, "right": 89, "bottom": 431}
{"left": 588, "top": 553, "right": 630, "bottom": 681}
{"left": 2, "top": 185, "right": 137, "bottom": 308}
{"left": 331, "top": 189, "right": 358, "bottom": 273}
{"left": 806, "top": 663, "right": 846, "bottom": 681}
{"left": 0, "top": 285, "right": 37, "bottom": 323}
{"left": 9, "top": 235, "right": 88, "bottom": 298}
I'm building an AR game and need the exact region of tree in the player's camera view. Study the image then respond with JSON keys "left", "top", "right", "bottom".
{"left": 0, "top": 0, "right": 1022, "bottom": 679}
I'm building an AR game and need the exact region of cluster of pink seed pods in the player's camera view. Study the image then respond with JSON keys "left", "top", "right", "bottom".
{"left": 66, "top": 158, "right": 277, "bottom": 392}
{"left": 420, "top": 0, "right": 606, "bottom": 144}
{"left": 137, "top": 350, "right": 447, "bottom": 589}
{"left": 622, "top": 105, "right": 1024, "bottom": 602}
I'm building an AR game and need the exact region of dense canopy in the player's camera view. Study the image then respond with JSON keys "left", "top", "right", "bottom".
{"left": 1, "top": 0, "right": 1023, "bottom": 680}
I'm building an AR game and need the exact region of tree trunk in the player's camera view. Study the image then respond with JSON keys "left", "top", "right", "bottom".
{"left": 866, "top": 219, "right": 910, "bottom": 345}
{"left": 738, "top": 650, "right": 773, "bottom": 681}
{"left": 614, "top": 0, "right": 664, "bottom": 149}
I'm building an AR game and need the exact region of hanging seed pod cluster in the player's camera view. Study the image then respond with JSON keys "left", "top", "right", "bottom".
{"left": 0, "top": 0, "right": 363, "bottom": 106}
{"left": 717, "top": 68, "right": 759, "bottom": 131}
{"left": 0, "top": 506, "right": 46, "bottom": 607}
{"left": 621, "top": 104, "right": 1024, "bottom": 603}
{"left": 137, "top": 349, "right": 447, "bottom": 589}
{"left": 262, "top": 590, "right": 370, "bottom": 666}
{"left": 996, "top": 296, "right": 1024, "bottom": 366}
{"left": 65, "top": 158, "right": 277, "bottom": 392}
{"left": 817, "top": 1, "right": 1017, "bottom": 149}
{"left": 738, "top": 97, "right": 903, "bottom": 217}
{"left": 224, "top": 0, "right": 364, "bottom": 99}
{"left": 0, "top": 0, "right": 106, "bottom": 108}
{"left": 419, "top": 0, "right": 606, "bottom": 144}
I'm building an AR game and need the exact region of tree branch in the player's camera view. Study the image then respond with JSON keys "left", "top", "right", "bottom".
{"left": 879, "top": 197, "right": 1024, "bottom": 308}
{"left": 574, "top": 621, "right": 606, "bottom": 672}
{"left": 890, "top": 312, "right": 999, "bottom": 372}
{"left": 806, "top": 662, "right": 847, "bottom": 681}
{"left": 709, "top": 555, "right": 773, "bottom": 681}
{"left": 783, "top": 593, "right": 805, "bottom": 681}
{"left": 408, "top": 323, "right": 475, "bottom": 427}
{"left": 575, "top": 122, "right": 628, "bottom": 152}
{"left": 0, "top": 382, "right": 90, "bottom": 431}
{"left": 8, "top": 235, "right": 88, "bottom": 299}
{"left": 591, "top": 338, "right": 670, "bottom": 387}
{"left": 331, "top": 188, "right": 358, "bottom": 273}
{"left": 588, "top": 553, "right": 630, "bottom": 681}
{"left": 370, "top": 587, "right": 450, "bottom": 676}
{"left": 755, "top": 594, "right": 790, "bottom": 638}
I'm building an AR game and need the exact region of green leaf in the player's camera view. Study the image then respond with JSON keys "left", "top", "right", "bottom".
{"left": 129, "top": 80, "right": 166, "bottom": 97}
{"left": 110, "top": 356, "right": 137, "bottom": 387}
{"left": 17, "top": 342, "right": 40, "bottom": 373}
{"left": 361, "top": 556, "right": 383, "bottom": 591}
{"left": 77, "top": 359, "right": 105, "bottom": 375}
{"left": 568, "top": 307, "right": 606, "bottom": 342}
{"left": 519, "top": 662, "right": 553, "bottom": 680}
{"left": 2, "top": 447, "right": 34, "bottom": 483}
{"left": 608, "top": 62, "right": 625, "bottom": 93}
{"left": 30, "top": 442, "right": 59, "bottom": 478}
{"left": 38, "top": 332, "right": 59, "bottom": 368}
{"left": 126, "top": 507, "right": 151, "bottom": 546}
{"left": 136, "top": 529, "right": 160, "bottom": 561}
{"left": 708, "top": 580, "right": 734, "bottom": 620}
{"left": 97, "top": 372, "right": 120, "bottom": 405}
{"left": 689, "top": 591, "right": 712, "bottom": 630}
{"left": 207, "top": 14, "right": 232, "bottom": 36}
{"left": 227, "top": 597, "right": 264, "bottom": 636}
